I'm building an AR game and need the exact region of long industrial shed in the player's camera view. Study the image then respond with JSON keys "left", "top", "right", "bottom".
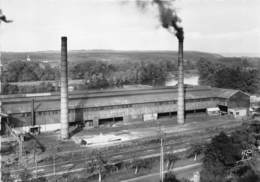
{"left": 0, "top": 85, "right": 250, "bottom": 133}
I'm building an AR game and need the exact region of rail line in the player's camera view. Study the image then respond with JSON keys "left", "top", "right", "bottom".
{"left": 10, "top": 123, "right": 238, "bottom": 177}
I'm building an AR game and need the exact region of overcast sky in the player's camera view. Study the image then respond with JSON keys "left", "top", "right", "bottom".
{"left": 0, "top": 0, "right": 260, "bottom": 55}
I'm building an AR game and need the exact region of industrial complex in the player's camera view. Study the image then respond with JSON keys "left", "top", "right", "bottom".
{"left": 0, "top": 85, "right": 250, "bottom": 134}
{"left": 1, "top": 1, "right": 259, "bottom": 181}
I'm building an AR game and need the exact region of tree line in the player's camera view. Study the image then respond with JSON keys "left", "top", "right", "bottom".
{"left": 4, "top": 56, "right": 258, "bottom": 95}
{"left": 70, "top": 60, "right": 171, "bottom": 89}
{"left": 2, "top": 60, "right": 59, "bottom": 82}
{"left": 199, "top": 120, "right": 260, "bottom": 182}
{"left": 2, "top": 59, "right": 179, "bottom": 94}
{"left": 197, "top": 57, "right": 259, "bottom": 94}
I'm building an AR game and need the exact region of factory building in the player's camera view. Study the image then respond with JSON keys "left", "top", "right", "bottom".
{"left": 0, "top": 85, "right": 250, "bottom": 134}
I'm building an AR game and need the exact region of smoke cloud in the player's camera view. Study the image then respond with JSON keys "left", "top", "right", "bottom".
{"left": 136, "top": 0, "right": 184, "bottom": 41}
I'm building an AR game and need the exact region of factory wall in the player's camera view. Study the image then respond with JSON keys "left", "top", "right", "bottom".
{"left": 228, "top": 92, "right": 250, "bottom": 108}
{"left": 1, "top": 87, "right": 250, "bottom": 133}
{"left": 6, "top": 98, "right": 219, "bottom": 129}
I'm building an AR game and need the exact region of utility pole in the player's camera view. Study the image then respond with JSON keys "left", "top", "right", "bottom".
{"left": 53, "top": 145, "right": 56, "bottom": 177}
{"left": 31, "top": 98, "right": 35, "bottom": 126}
{"left": 160, "top": 137, "right": 164, "bottom": 182}
{"left": 159, "top": 123, "right": 164, "bottom": 182}
{"left": 34, "top": 140, "right": 38, "bottom": 179}
{"left": 18, "top": 135, "right": 24, "bottom": 165}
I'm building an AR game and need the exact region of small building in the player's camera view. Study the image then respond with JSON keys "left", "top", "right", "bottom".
{"left": 26, "top": 55, "right": 31, "bottom": 62}
{"left": 228, "top": 108, "right": 248, "bottom": 119}
{"left": 215, "top": 88, "right": 250, "bottom": 118}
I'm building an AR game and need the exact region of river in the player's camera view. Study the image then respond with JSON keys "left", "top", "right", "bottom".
{"left": 166, "top": 75, "right": 199, "bottom": 86}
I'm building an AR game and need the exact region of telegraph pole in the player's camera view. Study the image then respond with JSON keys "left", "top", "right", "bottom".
{"left": 158, "top": 123, "right": 164, "bottom": 182}
{"left": 53, "top": 145, "right": 56, "bottom": 177}
{"left": 160, "top": 137, "right": 164, "bottom": 182}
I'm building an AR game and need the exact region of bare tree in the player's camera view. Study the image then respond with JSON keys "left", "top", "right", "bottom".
{"left": 187, "top": 143, "right": 205, "bottom": 161}
{"left": 88, "top": 151, "right": 108, "bottom": 182}
{"left": 164, "top": 153, "right": 179, "bottom": 170}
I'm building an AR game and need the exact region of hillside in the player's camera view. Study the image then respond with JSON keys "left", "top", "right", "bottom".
{"left": 1, "top": 50, "right": 223, "bottom": 66}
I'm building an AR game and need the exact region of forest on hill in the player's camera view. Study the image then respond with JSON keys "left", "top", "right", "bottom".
{"left": 197, "top": 58, "right": 260, "bottom": 94}
{"left": 1, "top": 50, "right": 222, "bottom": 65}
{"left": 1, "top": 50, "right": 260, "bottom": 94}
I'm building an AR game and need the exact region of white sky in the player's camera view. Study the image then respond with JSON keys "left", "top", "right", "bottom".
{"left": 0, "top": 0, "right": 260, "bottom": 55}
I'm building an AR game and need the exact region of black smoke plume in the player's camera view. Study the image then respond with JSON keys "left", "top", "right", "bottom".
{"left": 137, "top": 0, "right": 183, "bottom": 41}
{"left": 0, "top": 9, "right": 13, "bottom": 23}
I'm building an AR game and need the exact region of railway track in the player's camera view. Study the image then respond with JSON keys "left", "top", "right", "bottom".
{"left": 9, "top": 120, "right": 241, "bottom": 178}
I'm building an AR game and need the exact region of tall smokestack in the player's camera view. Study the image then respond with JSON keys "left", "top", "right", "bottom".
{"left": 177, "top": 36, "right": 184, "bottom": 124}
{"left": 60, "top": 36, "right": 69, "bottom": 139}
{"left": 147, "top": 0, "right": 185, "bottom": 124}
{"left": 134, "top": 0, "right": 185, "bottom": 124}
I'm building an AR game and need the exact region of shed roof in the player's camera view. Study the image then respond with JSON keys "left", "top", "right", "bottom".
{"left": 1, "top": 86, "right": 250, "bottom": 113}
{"left": 213, "top": 88, "right": 250, "bottom": 99}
